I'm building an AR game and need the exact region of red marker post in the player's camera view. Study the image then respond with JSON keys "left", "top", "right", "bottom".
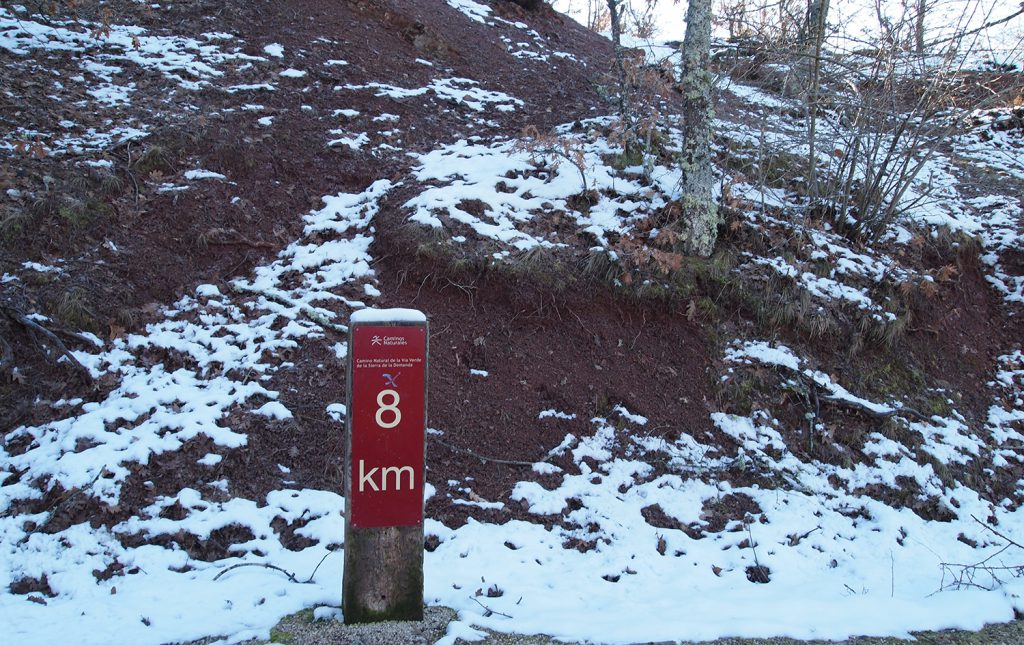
{"left": 343, "top": 308, "right": 427, "bottom": 624}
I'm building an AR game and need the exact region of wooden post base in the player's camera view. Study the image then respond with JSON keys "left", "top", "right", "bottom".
{"left": 342, "top": 525, "right": 424, "bottom": 623}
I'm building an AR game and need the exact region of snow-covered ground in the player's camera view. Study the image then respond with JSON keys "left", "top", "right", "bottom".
{"left": 2, "top": 2, "right": 1024, "bottom": 644}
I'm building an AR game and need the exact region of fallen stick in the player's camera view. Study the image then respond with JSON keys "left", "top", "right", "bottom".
{"left": 213, "top": 562, "right": 299, "bottom": 583}
{"left": 818, "top": 392, "right": 932, "bottom": 423}
{"left": 471, "top": 596, "right": 512, "bottom": 619}
{"left": 2, "top": 305, "right": 94, "bottom": 383}
{"left": 430, "top": 437, "right": 541, "bottom": 467}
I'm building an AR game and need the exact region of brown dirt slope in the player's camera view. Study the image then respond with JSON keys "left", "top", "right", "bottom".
{"left": 2, "top": 1, "right": 1023, "bottom": 641}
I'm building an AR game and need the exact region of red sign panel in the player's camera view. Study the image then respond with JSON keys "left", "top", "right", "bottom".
{"left": 349, "top": 325, "right": 426, "bottom": 529}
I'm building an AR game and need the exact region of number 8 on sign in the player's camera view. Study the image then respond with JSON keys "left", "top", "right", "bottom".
{"left": 376, "top": 389, "right": 401, "bottom": 429}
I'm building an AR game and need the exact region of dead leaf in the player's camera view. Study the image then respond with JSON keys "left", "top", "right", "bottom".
{"left": 654, "top": 227, "right": 680, "bottom": 246}
{"left": 712, "top": 565, "right": 723, "bottom": 577}
{"left": 108, "top": 323, "right": 126, "bottom": 340}
{"left": 936, "top": 264, "right": 959, "bottom": 282}
{"left": 651, "top": 249, "right": 683, "bottom": 275}
{"left": 920, "top": 280, "right": 940, "bottom": 299}
{"left": 686, "top": 300, "right": 698, "bottom": 322}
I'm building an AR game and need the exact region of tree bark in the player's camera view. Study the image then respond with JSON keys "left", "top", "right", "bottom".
{"left": 607, "top": 0, "right": 631, "bottom": 127}
{"left": 677, "top": 0, "right": 718, "bottom": 257}
{"left": 914, "top": 0, "right": 926, "bottom": 54}
{"left": 802, "top": 0, "right": 829, "bottom": 199}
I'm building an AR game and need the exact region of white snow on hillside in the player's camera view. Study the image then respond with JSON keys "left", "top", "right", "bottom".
{"left": 2, "top": 2, "right": 1024, "bottom": 644}
{"left": 404, "top": 121, "right": 685, "bottom": 250}
{"left": 0, "top": 6, "right": 263, "bottom": 89}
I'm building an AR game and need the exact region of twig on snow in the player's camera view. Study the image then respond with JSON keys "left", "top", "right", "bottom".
{"left": 213, "top": 562, "right": 299, "bottom": 583}
{"left": 22, "top": 469, "right": 105, "bottom": 541}
{"left": 304, "top": 551, "right": 336, "bottom": 584}
{"left": 231, "top": 283, "right": 348, "bottom": 335}
{"left": 430, "top": 437, "right": 542, "bottom": 468}
{"left": 974, "top": 515, "right": 1024, "bottom": 549}
{"left": 471, "top": 596, "right": 512, "bottom": 619}
{"left": 934, "top": 516, "right": 1024, "bottom": 593}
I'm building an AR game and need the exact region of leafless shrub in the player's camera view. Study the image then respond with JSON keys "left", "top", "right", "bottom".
{"left": 717, "top": 0, "right": 805, "bottom": 46}
{"left": 515, "top": 124, "right": 592, "bottom": 191}
{"left": 719, "top": 1, "right": 1024, "bottom": 243}
{"left": 809, "top": 38, "right": 975, "bottom": 241}
{"left": 938, "top": 516, "right": 1024, "bottom": 593}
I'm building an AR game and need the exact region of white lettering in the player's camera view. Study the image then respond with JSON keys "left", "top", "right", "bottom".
{"left": 356, "top": 460, "right": 417, "bottom": 492}
{"left": 358, "top": 459, "right": 379, "bottom": 492}
{"left": 375, "top": 389, "right": 401, "bottom": 429}
{"left": 381, "top": 466, "right": 415, "bottom": 491}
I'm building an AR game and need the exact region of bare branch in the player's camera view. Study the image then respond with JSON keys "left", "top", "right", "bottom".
{"left": 927, "top": 7, "right": 1024, "bottom": 49}
{"left": 213, "top": 562, "right": 299, "bottom": 583}
{"left": 1, "top": 304, "right": 94, "bottom": 383}
{"left": 304, "top": 551, "right": 336, "bottom": 584}
{"left": 935, "top": 516, "right": 1024, "bottom": 593}
{"left": 430, "top": 437, "right": 543, "bottom": 467}
{"left": 973, "top": 515, "right": 1024, "bottom": 550}
{"left": 0, "top": 333, "right": 13, "bottom": 373}
{"left": 471, "top": 596, "right": 513, "bottom": 619}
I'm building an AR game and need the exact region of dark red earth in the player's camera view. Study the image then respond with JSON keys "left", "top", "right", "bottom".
{"left": 1, "top": 0, "right": 1020, "bottom": 565}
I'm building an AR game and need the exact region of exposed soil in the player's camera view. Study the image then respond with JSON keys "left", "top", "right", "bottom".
{"left": 0, "top": 0, "right": 613, "bottom": 428}
{"left": 903, "top": 254, "right": 1008, "bottom": 414}
{"left": 1, "top": 0, "right": 618, "bottom": 520}
{"left": 372, "top": 236, "right": 714, "bottom": 527}
{"left": 3, "top": 0, "right": 1019, "bottom": 530}
{"left": 3, "top": 0, "right": 1024, "bottom": 641}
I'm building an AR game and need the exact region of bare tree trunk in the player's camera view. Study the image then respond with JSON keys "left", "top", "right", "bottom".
{"left": 803, "top": 0, "right": 829, "bottom": 199}
{"left": 586, "top": 0, "right": 610, "bottom": 31}
{"left": 607, "top": 0, "right": 631, "bottom": 128}
{"left": 677, "top": 0, "right": 718, "bottom": 257}
{"left": 914, "top": 0, "right": 926, "bottom": 54}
